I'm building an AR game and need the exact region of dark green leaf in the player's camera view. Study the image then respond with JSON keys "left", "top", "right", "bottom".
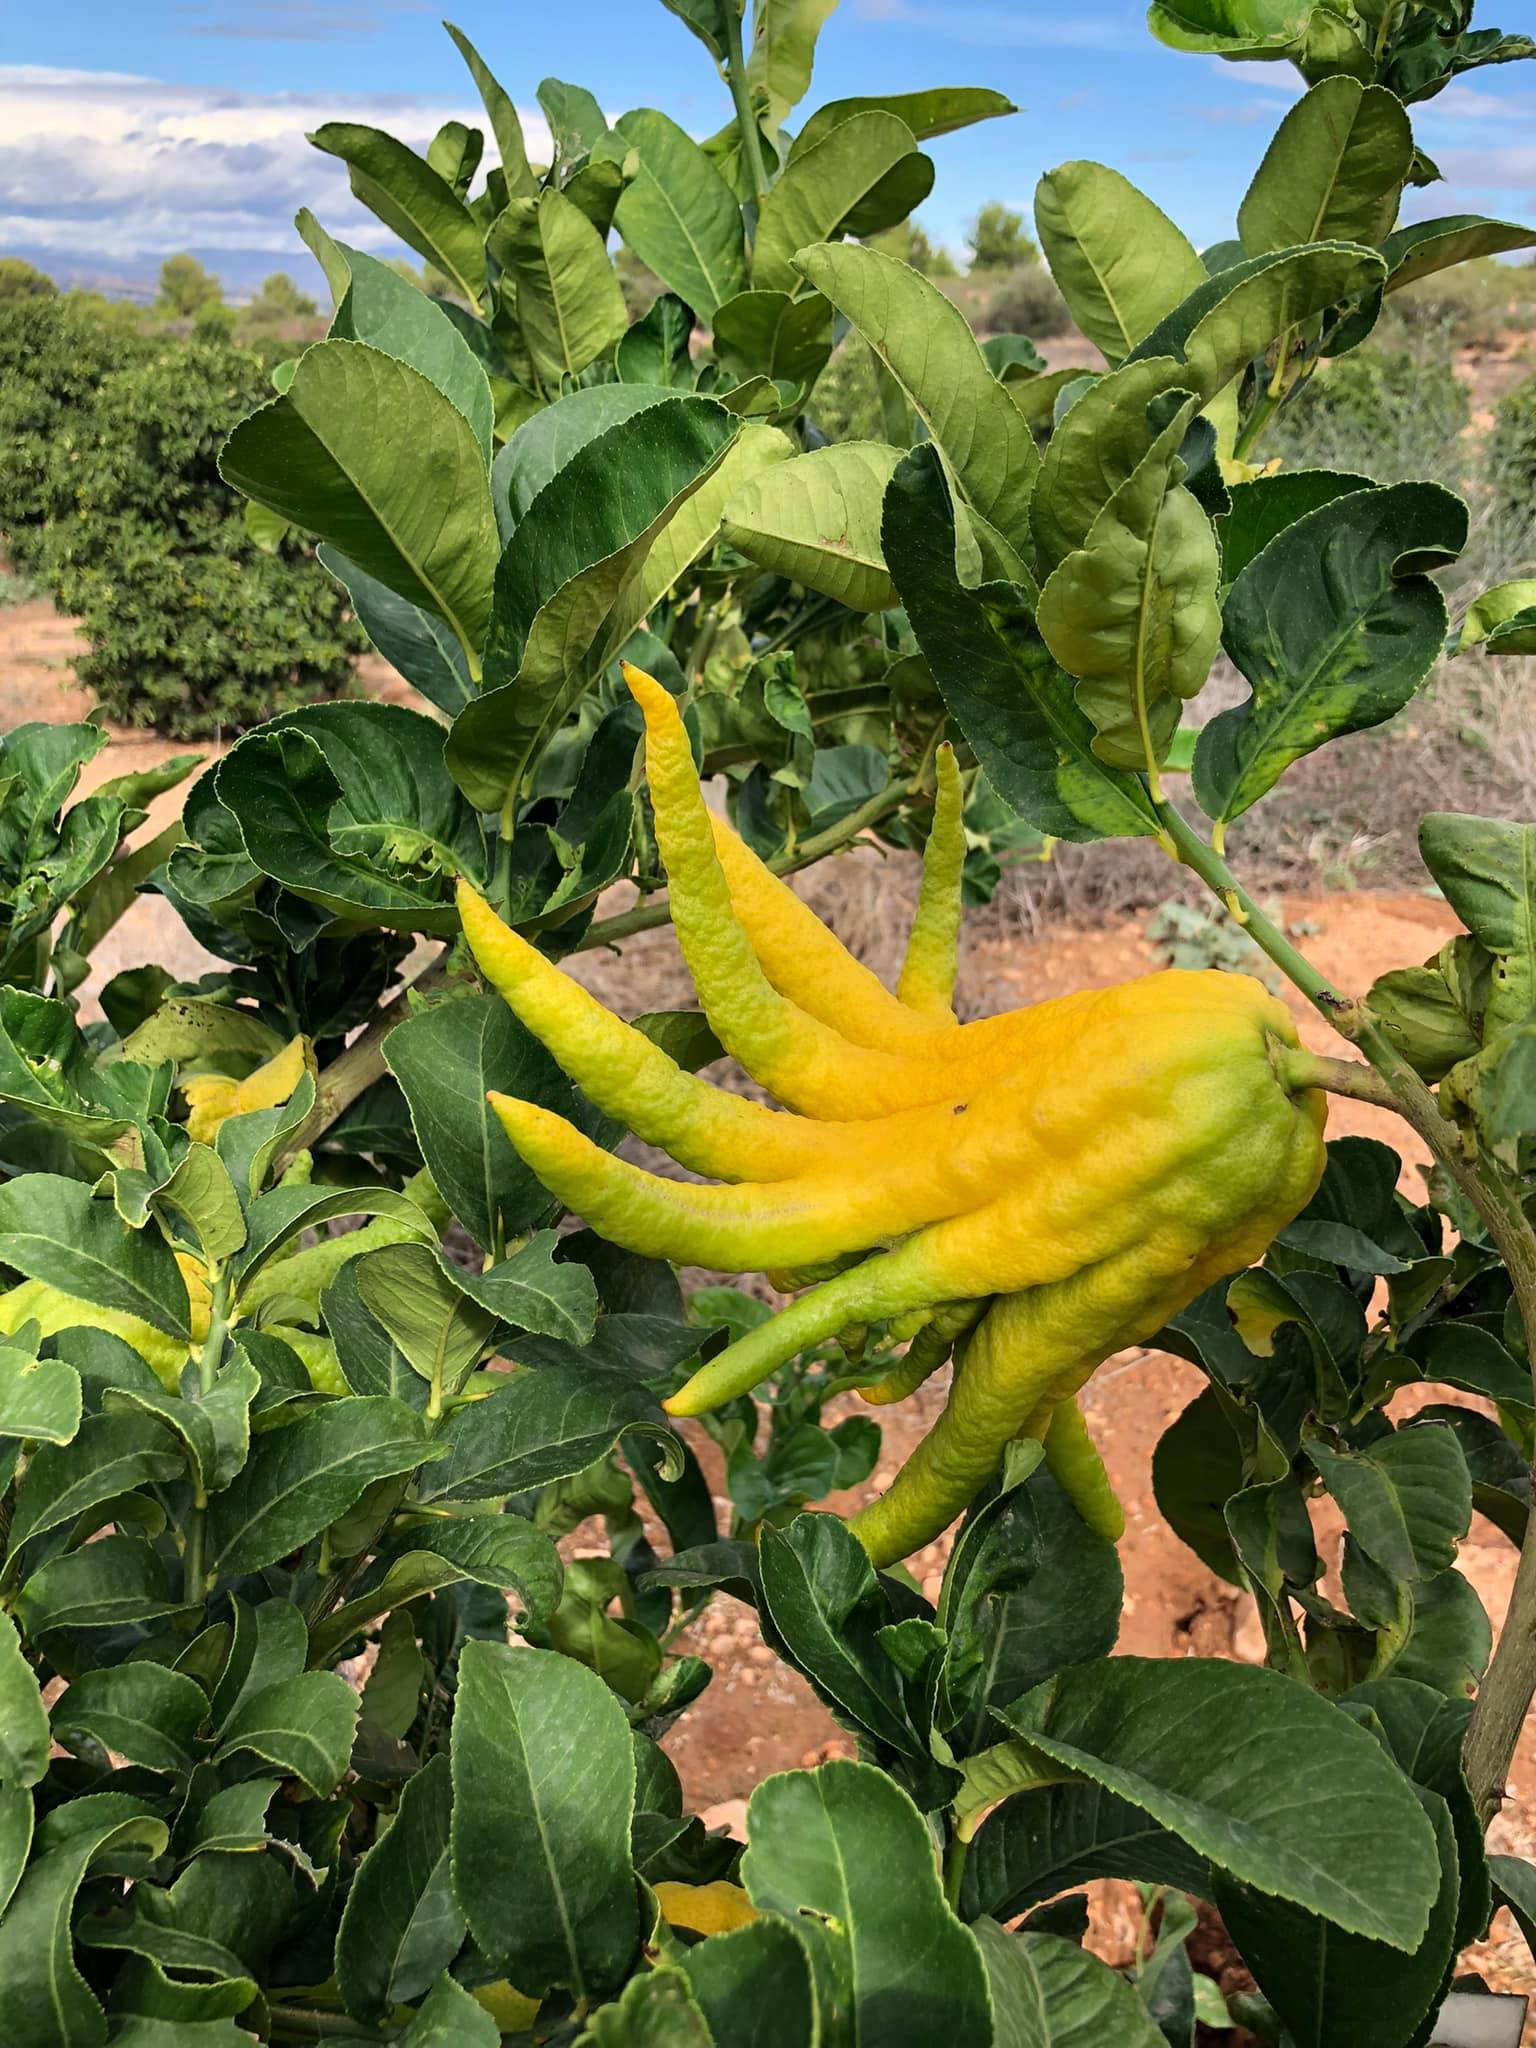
{"left": 420, "top": 1362, "right": 677, "bottom": 1503}
{"left": 0, "top": 1175, "right": 189, "bottom": 1337}
{"left": 216, "top": 703, "right": 485, "bottom": 937}
{"left": 451, "top": 1640, "right": 639, "bottom": 1998}
{"left": 9, "top": 1411, "right": 183, "bottom": 1553}
{"left": 309, "top": 123, "right": 486, "bottom": 306}
{"left": 51, "top": 1663, "right": 209, "bottom": 1776}
{"left": 998, "top": 1657, "right": 1440, "bottom": 1948}
{"left": 0, "top": 1609, "right": 49, "bottom": 1788}
{"left": 449, "top": 396, "right": 739, "bottom": 811}
{"left": 17, "top": 1535, "right": 182, "bottom": 1634}
{"left": 1218, "top": 471, "right": 1374, "bottom": 589}
{"left": 205, "top": 1396, "right": 438, "bottom": 1577}
{"left": 884, "top": 446, "right": 1159, "bottom": 843}
{"left": 977, "top": 1918, "right": 1168, "bottom": 2048}
{"left": 742, "top": 1758, "right": 990, "bottom": 2045}
{"left": 963, "top": 1781, "right": 1209, "bottom": 1922}
{"left": 338, "top": 1753, "right": 465, "bottom": 2020}
{"left": 1305, "top": 1422, "right": 1470, "bottom": 1583}
{"left": 0, "top": 1337, "right": 81, "bottom": 1445}
{"left": 1194, "top": 482, "right": 1467, "bottom": 824}
{"left": 678, "top": 1925, "right": 815, "bottom": 2046}
{"left": 220, "top": 340, "right": 498, "bottom": 670}
{"left": 213, "top": 1671, "right": 360, "bottom": 1796}
{"left": 1216, "top": 1789, "right": 1458, "bottom": 2048}
{"left": 938, "top": 1462, "right": 1123, "bottom": 1753}
{"left": 318, "top": 547, "right": 474, "bottom": 717}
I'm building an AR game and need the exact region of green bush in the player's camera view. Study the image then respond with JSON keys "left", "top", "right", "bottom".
{"left": 969, "top": 262, "right": 1073, "bottom": 339}
{"left": 0, "top": 302, "right": 361, "bottom": 736}
{"left": 0, "top": 296, "right": 153, "bottom": 565}
{"left": 1493, "top": 370, "right": 1536, "bottom": 501}
{"left": 1270, "top": 336, "right": 1470, "bottom": 488}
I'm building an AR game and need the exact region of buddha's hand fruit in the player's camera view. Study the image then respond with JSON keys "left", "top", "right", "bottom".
{"left": 458, "top": 664, "right": 1326, "bottom": 1565}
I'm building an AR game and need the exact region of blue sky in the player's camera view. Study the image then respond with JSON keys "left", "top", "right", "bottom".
{"left": 4, "top": 0, "right": 1536, "bottom": 297}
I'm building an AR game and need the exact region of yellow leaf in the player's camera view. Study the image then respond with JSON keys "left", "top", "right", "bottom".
{"left": 472, "top": 1981, "right": 540, "bottom": 2031}
{"left": 0, "top": 1278, "right": 191, "bottom": 1392}
{"left": 182, "top": 1036, "right": 310, "bottom": 1144}
{"left": 653, "top": 1880, "right": 758, "bottom": 1936}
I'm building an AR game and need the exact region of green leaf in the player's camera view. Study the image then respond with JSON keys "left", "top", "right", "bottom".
{"left": 299, "top": 212, "right": 493, "bottom": 455}
{"left": 713, "top": 289, "right": 835, "bottom": 388}
{"left": 211, "top": 1595, "right": 308, "bottom": 1728}
{"left": 310, "top": 1513, "right": 563, "bottom": 1663}
{"left": 494, "top": 384, "right": 687, "bottom": 535}
{"left": 104, "top": 1360, "right": 258, "bottom": 1504}
{"left": 962, "top": 1782, "right": 1209, "bottom": 1922}
{"left": 220, "top": 340, "right": 499, "bottom": 671}
{"left": 1418, "top": 814, "right": 1536, "bottom": 1032}
{"left": 0, "top": 1785, "right": 32, "bottom": 1916}
{"left": 451, "top": 1640, "right": 639, "bottom": 1997}
{"left": 0, "top": 1339, "right": 81, "bottom": 1446}
{"left": 356, "top": 1245, "right": 494, "bottom": 1399}
{"left": 1035, "top": 161, "right": 1207, "bottom": 364}
{"left": 796, "top": 86, "right": 1015, "bottom": 150}
{"left": 383, "top": 993, "right": 583, "bottom": 1251}
{"left": 753, "top": 112, "right": 923, "bottom": 294}
{"left": 0, "top": 989, "right": 140, "bottom": 1152}
{"left": 0, "top": 1175, "right": 190, "bottom": 1337}
{"left": 216, "top": 706, "right": 485, "bottom": 938}
{"left": 743, "top": 1759, "right": 991, "bottom": 2044}
{"left": 723, "top": 440, "right": 900, "bottom": 611}
{"left": 758, "top": 1514, "right": 925, "bottom": 1755}
{"left": 447, "top": 1233, "right": 600, "bottom": 1342}
{"left": 682, "top": 1919, "right": 818, "bottom": 2048}
{"left": 1457, "top": 577, "right": 1536, "bottom": 656}
{"left": 1215, "top": 1789, "right": 1458, "bottom": 2048}
{"left": 1127, "top": 243, "right": 1388, "bottom": 401}
{"left": 445, "top": 23, "right": 537, "bottom": 199}
{"left": 231, "top": 1180, "right": 439, "bottom": 1292}
{"left": 1380, "top": 214, "right": 1536, "bottom": 292}
{"left": 319, "top": 547, "right": 475, "bottom": 718}
{"left": 1218, "top": 469, "right": 1373, "bottom": 589}
{"left": 746, "top": 0, "right": 840, "bottom": 126}
{"left": 449, "top": 396, "right": 739, "bottom": 809}
{"left": 309, "top": 123, "right": 486, "bottom": 306}
{"left": 599, "top": 421, "right": 794, "bottom": 667}
{"left": 205, "top": 1396, "right": 439, "bottom": 1578}
{"left": 576, "top": 1968, "right": 713, "bottom": 2046}
{"left": 938, "top": 1463, "right": 1123, "bottom": 1754}
{"left": 976, "top": 1918, "right": 1167, "bottom": 2048}
{"left": 490, "top": 188, "right": 629, "bottom": 391}
{"left": 1238, "top": 79, "right": 1412, "bottom": 257}
{"left": 17, "top": 1534, "right": 182, "bottom": 1634}
{"left": 51, "top": 1663, "right": 209, "bottom": 1776}
{"left": 0, "top": 1609, "right": 49, "bottom": 1788}
{"left": 798, "top": 241, "right": 1038, "bottom": 552}
{"left": 8, "top": 1411, "right": 184, "bottom": 1553}
{"left": 418, "top": 1364, "right": 678, "bottom": 1502}
{"left": 401, "top": 1974, "right": 501, "bottom": 2048}
{"left": 1038, "top": 401, "right": 1221, "bottom": 770}
{"left": 337, "top": 1752, "right": 464, "bottom": 2020}
{"left": 538, "top": 76, "right": 610, "bottom": 160}
{"left": 0, "top": 1804, "right": 170, "bottom": 2048}
{"left": 603, "top": 110, "right": 748, "bottom": 320}
{"left": 657, "top": 0, "right": 732, "bottom": 63}
{"left": 1152, "top": 1388, "right": 1246, "bottom": 1583}
{"left": 1305, "top": 1422, "right": 1470, "bottom": 1584}
{"left": 214, "top": 1671, "right": 360, "bottom": 1797}
{"left": 1194, "top": 481, "right": 1467, "bottom": 824}
{"left": 883, "top": 446, "right": 1159, "bottom": 843}
{"left": 616, "top": 294, "right": 696, "bottom": 387}
{"left": 997, "top": 1657, "right": 1440, "bottom": 1949}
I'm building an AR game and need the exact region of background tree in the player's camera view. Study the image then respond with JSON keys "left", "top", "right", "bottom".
{"left": 966, "top": 200, "right": 1039, "bottom": 272}
{"left": 244, "top": 270, "right": 317, "bottom": 322}
{"left": 0, "top": 257, "right": 56, "bottom": 301}
{"left": 154, "top": 250, "right": 223, "bottom": 321}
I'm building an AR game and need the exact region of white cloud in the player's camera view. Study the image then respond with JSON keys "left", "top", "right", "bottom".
{"left": 0, "top": 63, "right": 554, "bottom": 280}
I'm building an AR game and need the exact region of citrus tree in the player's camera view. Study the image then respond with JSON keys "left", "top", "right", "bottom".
{"left": 3, "top": 1, "right": 1536, "bottom": 2042}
